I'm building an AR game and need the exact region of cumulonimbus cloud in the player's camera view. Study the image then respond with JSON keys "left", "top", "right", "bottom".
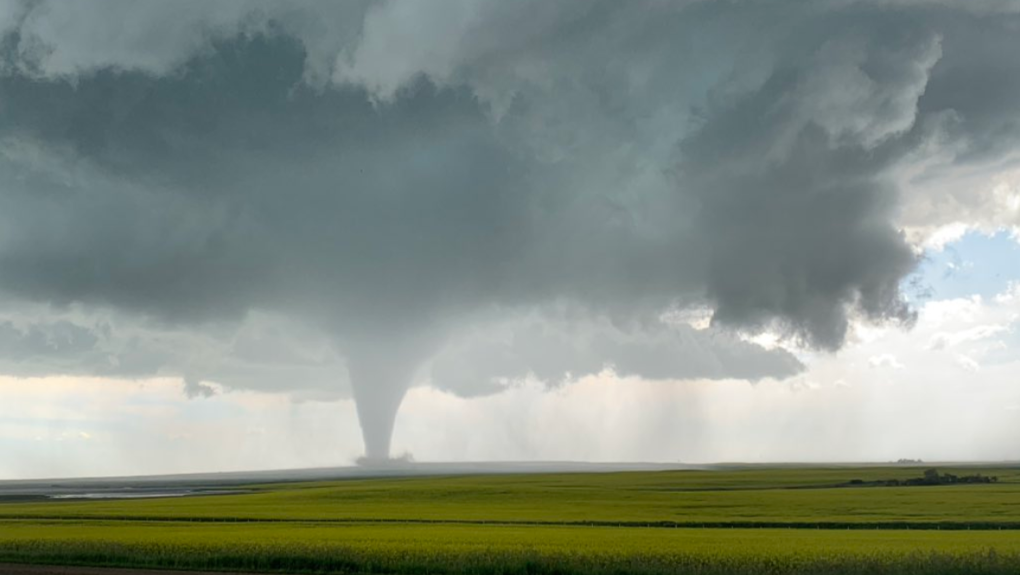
{"left": 0, "top": 0, "right": 1018, "bottom": 459}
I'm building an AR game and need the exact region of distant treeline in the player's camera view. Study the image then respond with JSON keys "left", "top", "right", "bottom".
{"left": 847, "top": 468, "right": 998, "bottom": 487}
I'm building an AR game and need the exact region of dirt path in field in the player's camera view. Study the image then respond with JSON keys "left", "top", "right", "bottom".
{"left": 0, "top": 565, "right": 258, "bottom": 575}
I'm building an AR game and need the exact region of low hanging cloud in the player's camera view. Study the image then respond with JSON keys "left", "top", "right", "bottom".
{"left": 0, "top": 303, "right": 349, "bottom": 397}
{"left": 0, "top": 0, "right": 1018, "bottom": 459}
{"left": 427, "top": 311, "right": 805, "bottom": 398}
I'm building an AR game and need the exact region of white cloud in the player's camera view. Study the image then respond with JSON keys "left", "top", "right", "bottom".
{"left": 923, "top": 223, "right": 971, "bottom": 251}
{"left": 955, "top": 354, "right": 981, "bottom": 372}
{"left": 868, "top": 354, "right": 905, "bottom": 369}
{"left": 899, "top": 160, "right": 1020, "bottom": 247}
{"left": 0, "top": 375, "right": 363, "bottom": 479}
{"left": 928, "top": 324, "right": 1009, "bottom": 350}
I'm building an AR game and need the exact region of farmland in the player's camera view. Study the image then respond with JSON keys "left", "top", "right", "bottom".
{"left": 2, "top": 465, "right": 1020, "bottom": 574}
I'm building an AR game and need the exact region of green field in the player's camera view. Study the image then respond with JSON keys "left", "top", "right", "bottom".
{"left": 2, "top": 466, "right": 1020, "bottom": 574}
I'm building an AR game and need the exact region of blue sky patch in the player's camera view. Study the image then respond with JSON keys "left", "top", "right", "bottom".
{"left": 917, "top": 230, "right": 1020, "bottom": 301}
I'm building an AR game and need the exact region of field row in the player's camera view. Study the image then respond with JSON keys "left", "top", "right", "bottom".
{"left": 4, "top": 468, "right": 1020, "bottom": 525}
{"left": 2, "top": 521, "right": 1020, "bottom": 575}
{"left": 3, "top": 515, "right": 1020, "bottom": 531}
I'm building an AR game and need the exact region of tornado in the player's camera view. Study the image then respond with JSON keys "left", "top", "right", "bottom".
{"left": 348, "top": 356, "right": 416, "bottom": 462}
{"left": 344, "top": 335, "right": 432, "bottom": 462}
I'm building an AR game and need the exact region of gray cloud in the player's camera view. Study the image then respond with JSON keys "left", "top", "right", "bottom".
{"left": 0, "top": 0, "right": 1018, "bottom": 458}
{"left": 429, "top": 315, "right": 803, "bottom": 398}
{"left": 0, "top": 303, "right": 348, "bottom": 395}
{"left": 183, "top": 377, "right": 217, "bottom": 399}
{"left": 0, "top": 320, "right": 100, "bottom": 362}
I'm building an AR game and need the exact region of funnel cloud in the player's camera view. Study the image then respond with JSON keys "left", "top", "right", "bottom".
{"left": 0, "top": 1, "right": 1019, "bottom": 460}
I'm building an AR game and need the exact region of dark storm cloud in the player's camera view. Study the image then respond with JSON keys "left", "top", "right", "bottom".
{"left": 0, "top": 0, "right": 1018, "bottom": 457}
{"left": 0, "top": 36, "right": 528, "bottom": 329}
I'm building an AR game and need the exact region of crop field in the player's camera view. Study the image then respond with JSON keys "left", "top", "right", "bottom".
{"left": 2, "top": 465, "right": 1020, "bottom": 574}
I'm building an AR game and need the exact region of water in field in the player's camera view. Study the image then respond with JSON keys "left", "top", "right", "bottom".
{"left": 48, "top": 491, "right": 192, "bottom": 500}
{"left": 47, "top": 489, "right": 245, "bottom": 500}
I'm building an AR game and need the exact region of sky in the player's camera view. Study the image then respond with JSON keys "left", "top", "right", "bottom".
{"left": 0, "top": 0, "right": 1019, "bottom": 479}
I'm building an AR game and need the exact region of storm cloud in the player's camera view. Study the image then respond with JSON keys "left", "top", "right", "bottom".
{"left": 0, "top": 0, "right": 1017, "bottom": 459}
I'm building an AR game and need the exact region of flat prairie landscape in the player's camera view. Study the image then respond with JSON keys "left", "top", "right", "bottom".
{"left": 2, "top": 465, "right": 1020, "bottom": 574}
